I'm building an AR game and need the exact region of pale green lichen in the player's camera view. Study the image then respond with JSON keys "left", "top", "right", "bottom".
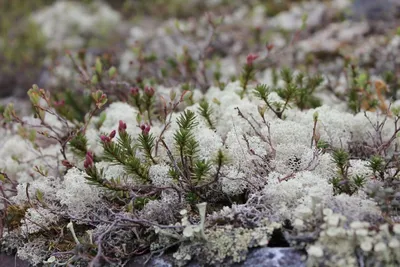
{"left": 292, "top": 204, "right": 400, "bottom": 267}
{"left": 172, "top": 220, "right": 280, "bottom": 266}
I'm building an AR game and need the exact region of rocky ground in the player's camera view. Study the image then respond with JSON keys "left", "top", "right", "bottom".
{"left": 1, "top": 0, "right": 400, "bottom": 266}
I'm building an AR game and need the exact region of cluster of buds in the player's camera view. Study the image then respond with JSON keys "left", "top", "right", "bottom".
{"left": 140, "top": 123, "right": 151, "bottom": 135}
{"left": 144, "top": 86, "right": 155, "bottom": 97}
{"left": 130, "top": 86, "right": 155, "bottom": 97}
{"left": 100, "top": 130, "right": 116, "bottom": 143}
{"left": 130, "top": 87, "right": 139, "bottom": 97}
{"left": 118, "top": 120, "right": 127, "bottom": 133}
{"left": 84, "top": 151, "right": 94, "bottom": 169}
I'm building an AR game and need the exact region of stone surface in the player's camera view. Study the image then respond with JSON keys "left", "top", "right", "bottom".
{"left": 352, "top": 0, "right": 399, "bottom": 21}
{"left": 126, "top": 247, "right": 306, "bottom": 267}
{"left": 0, "top": 254, "right": 30, "bottom": 267}
{"left": 232, "top": 247, "right": 306, "bottom": 267}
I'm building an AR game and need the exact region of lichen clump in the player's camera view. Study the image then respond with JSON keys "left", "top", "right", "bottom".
{"left": 173, "top": 220, "right": 280, "bottom": 266}
{"left": 298, "top": 207, "right": 400, "bottom": 267}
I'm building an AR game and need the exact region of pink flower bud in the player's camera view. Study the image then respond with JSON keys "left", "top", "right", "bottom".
{"left": 140, "top": 123, "right": 151, "bottom": 135}
{"left": 144, "top": 86, "right": 155, "bottom": 97}
{"left": 246, "top": 53, "right": 259, "bottom": 66}
{"left": 118, "top": 120, "right": 127, "bottom": 133}
{"left": 144, "top": 124, "right": 151, "bottom": 134}
{"left": 84, "top": 151, "right": 94, "bottom": 169}
{"left": 100, "top": 135, "right": 111, "bottom": 143}
{"left": 109, "top": 130, "right": 116, "bottom": 139}
{"left": 130, "top": 87, "right": 139, "bottom": 96}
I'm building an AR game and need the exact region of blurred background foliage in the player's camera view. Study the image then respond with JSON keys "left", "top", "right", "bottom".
{"left": 0, "top": 0, "right": 306, "bottom": 98}
{"left": 0, "top": 0, "right": 50, "bottom": 97}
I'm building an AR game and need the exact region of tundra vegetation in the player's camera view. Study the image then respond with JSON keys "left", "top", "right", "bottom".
{"left": 0, "top": 0, "right": 400, "bottom": 266}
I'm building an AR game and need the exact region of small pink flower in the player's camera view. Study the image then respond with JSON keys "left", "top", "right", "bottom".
{"left": 246, "top": 53, "right": 259, "bottom": 66}
{"left": 130, "top": 87, "right": 139, "bottom": 96}
{"left": 118, "top": 120, "right": 127, "bottom": 133}
{"left": 84, "top": 151, "right": 94, "bottom": 169}
{"left": 144, "top": 86, "right": 155, "bottom": 97}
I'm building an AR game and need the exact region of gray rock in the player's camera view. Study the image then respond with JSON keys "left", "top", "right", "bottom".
{"left": 0, "top": 253, "right": 30, "bottom": 267}
{"left": 352, "top": 0, "right": 400, "bottom": 21}
{"left": 126, "top": 247, "right": 306, "bottom": 267}
{"left": 232, "top": 247, "right": 306, "bottom": 267}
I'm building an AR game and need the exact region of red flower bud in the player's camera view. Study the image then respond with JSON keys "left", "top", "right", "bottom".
{"left": 118, "top": 120, "right": 127, "bottom": 133}
{"left": 84, "top": 151, "right": 94, "bottom": 169}
{"left": 140, "top": 123, "right": 150, "bottom": 135}
{"left": 246, "top": 53, "right": 259, "bottom": 66}
{"left": 140, "top": 123, "right": 151, "bottom": 135}
{"left": 130, "top": 87, "right": 139, "bottom": 96}
{"left": 145, "top": 124, "right": 151, "bottom": 134}
{"left": 100, "top": 135, "right": 111, "bottom": 143}
{"left": 144, "top": 86, "right": 155, "bottom": 97}
{"left": 109, "top": 130, "right": 116, "bottom": 139}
